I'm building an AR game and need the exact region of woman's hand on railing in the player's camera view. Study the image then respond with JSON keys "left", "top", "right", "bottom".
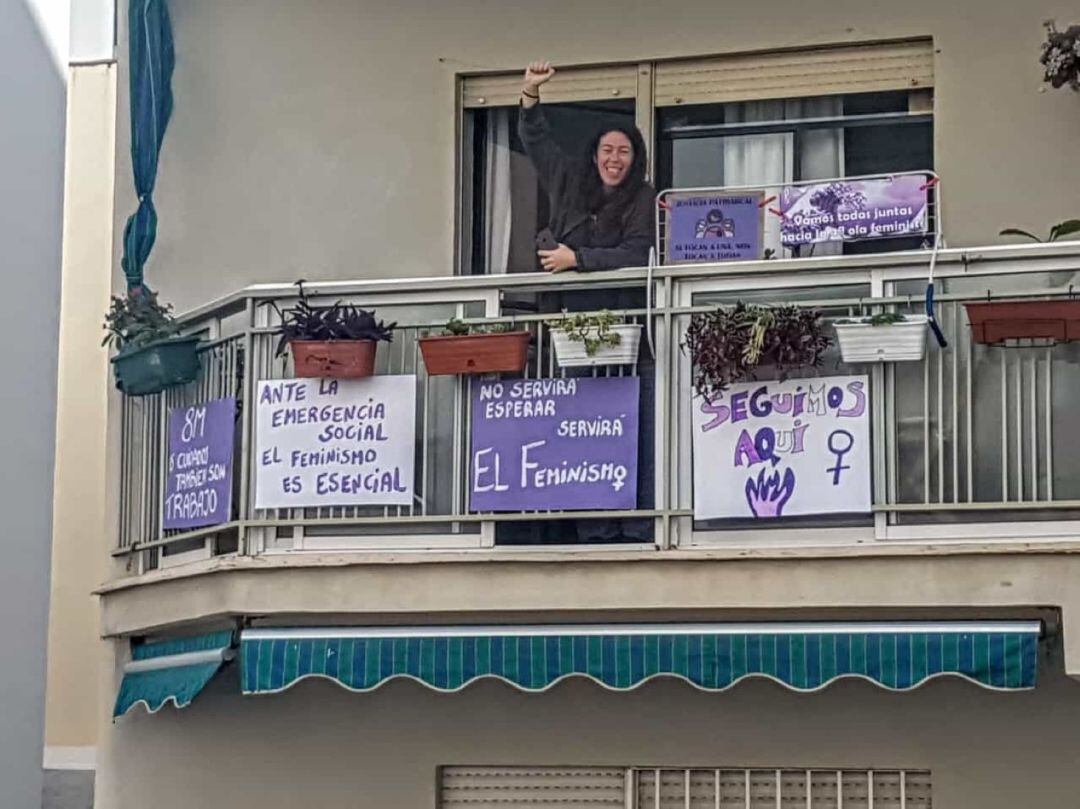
{"left": 538, "top": 243, "right": 578, "bottom": 273}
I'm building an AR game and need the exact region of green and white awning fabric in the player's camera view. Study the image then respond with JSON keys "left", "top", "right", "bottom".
{"left": 240, "top": 621, "right": 1040, "bottom": 696}
{"left": 114, "top": 631, "right": 234, "bottom": 717}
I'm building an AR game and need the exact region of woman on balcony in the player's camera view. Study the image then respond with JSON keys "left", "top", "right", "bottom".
{"left": 497, "top": 62, "right": 655, "bottom": 545}
{"left": 519, "top": 60, "right": 656, "bottom": 276}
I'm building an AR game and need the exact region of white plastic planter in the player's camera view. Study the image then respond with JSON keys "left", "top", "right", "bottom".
{"left": 551, "top": 323, "right": 642, "bottom": 367}
{"left": 834, "top": 315, "right": 929, "bottom": 363}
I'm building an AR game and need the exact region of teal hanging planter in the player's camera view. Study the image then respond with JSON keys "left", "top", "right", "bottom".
{"left": 112, "top": 335, "right": 202, "bottom": 396}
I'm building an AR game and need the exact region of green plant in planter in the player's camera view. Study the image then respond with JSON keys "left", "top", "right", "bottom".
{"left": 556, "top": 310, "right": 623, "bottom": 357}
{"left": 438, "top": 317, "right": 512, "bottom": 337}
{"left": 270, "top": 281, "right": 395, "bottom": 357}
{"left": 103, "top": 289, "right": 202, "bottom": 395}
{"left": 999, "top": 220, "right": 1080, "bottom": 243}
{"left": 102, "top": 289, "right": 181, "bottom": 353}
{"left": 834, "top": 312, "right": 908, "bottom": 326}
{"left": 683, "top": 302, "right": 831, "bottom": 401}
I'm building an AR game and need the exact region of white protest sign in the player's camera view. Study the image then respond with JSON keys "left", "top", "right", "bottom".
{"left": 255, "top": 375, "right": 416, "bottom": 509}
{"left": 691, "top": 375, "right": 871, "bottom": 520}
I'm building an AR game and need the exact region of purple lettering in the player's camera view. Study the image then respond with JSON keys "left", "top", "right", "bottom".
{"left": 699, "top": 399, "right": 731, "bottom": 432}
{"left": 770, "top": 393, "right": 794, "bottom": 415}
{"left": 791, "top": 419, "right": 809, "bottom": 454}
{"left": 792, "top": 389, "right": 806, "bottom": 417}
{"left": 749, "top": 386, "right": 773, "bottom": 418}
{"left": 733, "top": 430, "right": 761, "bottom": 467}
{"left": 838, "top": 381, "right": 867, "bottom": 418}
{"left": 730, "top": 392, "right": 749, "bottom": 423}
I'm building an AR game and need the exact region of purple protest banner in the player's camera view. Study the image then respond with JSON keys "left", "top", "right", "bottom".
{"left": 164, "top": 397, "right": 235, "bottom": 530}
{"left": 664, "top": 191, "right": 765, "bottom": 263}
{"left": 469, "top": 377, "right": 639, "bottom": 512}
{"left": 778, "top": 175, "right": 929, "bottom": 248}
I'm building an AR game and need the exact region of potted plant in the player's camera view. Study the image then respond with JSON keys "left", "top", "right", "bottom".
{"left": 1040, "top": 20, "right": 1080, "bottom": 92}
{"left": 833, "top": 311, "right": 929, "bottom": 362}
{"left": 999, "top": 220, "right": 1080, "bottom": 244}
{"left": 964, "top": 298, "right": 1080, "bottom": 346}
{"left": 418, "top": 318, "right": 530, "bottom": 376}
{"left": 683, "top": 302, "right": 831, "bottom": 401}
{"left": 103, "top": 289, "right": 202, "bottom": 396}
{"left": 272, "top": 283, "right": 395, "bottom": 378}
{"left": 550, "top": 310, "right": 642, "bottom": 368}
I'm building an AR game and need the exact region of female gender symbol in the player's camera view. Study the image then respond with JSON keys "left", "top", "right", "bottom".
{"left": 826, "top": 429, "right": 854, "bottom": 485}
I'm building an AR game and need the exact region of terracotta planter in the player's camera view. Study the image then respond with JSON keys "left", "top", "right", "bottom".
{"left": 289, "top": 339, "right": 377, "bottom": 378}
{"left": 964, "top": 300, "right": 1080, "bottom": 345}
{"left": 419, "top": 331, "right": 530, "bottom": 376}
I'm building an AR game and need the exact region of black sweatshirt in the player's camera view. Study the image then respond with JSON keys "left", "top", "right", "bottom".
{"left": 518, "top": 103, "right": 656, "bottom": 272}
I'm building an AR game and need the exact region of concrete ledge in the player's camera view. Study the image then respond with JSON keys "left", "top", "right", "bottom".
{"left": 96, "top": 548, "right": 1080, "bottom": 678}
{"left": 97, "top": 538, "right": 1080, "bottom": 595}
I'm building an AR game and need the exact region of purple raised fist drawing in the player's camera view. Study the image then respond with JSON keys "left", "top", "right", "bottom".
{"left": 745, "top": 466, "right": 796, "bottom": 518}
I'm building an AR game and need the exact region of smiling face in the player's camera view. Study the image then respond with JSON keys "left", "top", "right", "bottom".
{"left": 595, "top": 130, "right": 634, "bottom": 188}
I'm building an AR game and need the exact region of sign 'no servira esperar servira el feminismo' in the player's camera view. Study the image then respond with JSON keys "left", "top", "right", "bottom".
{"left": 470, "top": 376, "right": 639, "bottom": 512}
{"left": 254, "top": 376, "right": 416, "bottom": 509}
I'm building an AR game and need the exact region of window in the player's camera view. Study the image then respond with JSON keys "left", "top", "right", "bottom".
{"left": 458, "top": 39, "right": 935, "bottom": 275}
{"left": 465, "top": 100, "right": 636, "bottom": 275}
{"left": 656, "top": 90, "right": 934, "bottom": 257}
{"left": 459, "top": 63, "right": 644, "bottom": 276}
{"left": 635, "top": 769, "right": 932, "bottom": 809}
{"left": 438, "top": 766, "right": 933, "bottom": 808}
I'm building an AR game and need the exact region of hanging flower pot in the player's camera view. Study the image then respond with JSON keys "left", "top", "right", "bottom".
{"left": 103, "top": 290, "right": 203, "bottom": 396}
{"left": 271, "top": 281, "right": 395, "bottom": 379}
{"left": 551, "top": 312, "right": 642, "bottom": 368}
{"left": 419, "top": 321, "right": 530, "bottom": 376}
{"left": 111, "top": 335, "right": 202, "bottom": 396}
{"left": 834, "top": 314, "right": 928, "bottom": 363}
{"left": 964, "top": 299, "right": 1080, "bottom": 346}
{"left": 289, "top": 339, "right": 378, "bottom": 379}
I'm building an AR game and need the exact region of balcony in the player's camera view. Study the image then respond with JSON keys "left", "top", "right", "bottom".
{"left": 107, "top": 239, "right": 1080, "bottom": 576}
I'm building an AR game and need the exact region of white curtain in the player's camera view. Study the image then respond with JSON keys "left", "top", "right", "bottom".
{"left": 483, "top": 109, "right": 513, "bottom": 274}
{"left": 722, "top": 98, "right": 843, "bottom": 256}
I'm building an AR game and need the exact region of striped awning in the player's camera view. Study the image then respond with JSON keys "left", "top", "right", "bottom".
{"left": 240, "top": 622, "right": 1040, "bottom": 696}
{"left": 114, "top": 631, "right": 234, "bottom": 717}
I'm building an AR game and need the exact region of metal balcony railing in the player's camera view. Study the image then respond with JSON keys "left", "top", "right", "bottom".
{"left": 113, "top": 240, "right": 1080, "bottom": 571}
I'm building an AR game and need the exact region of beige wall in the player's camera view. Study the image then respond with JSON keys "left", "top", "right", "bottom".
{"left": 44, "top": 62, "right": 116, "bottom": 761}
{"left": 95, "top": 547, "right": 1080, "bottom": 675}
{"left": 116, "top": 0, "right": 1080, "bottom": 312}
{"left": 95, "top": 649, "right": 1080, "bottom": 808}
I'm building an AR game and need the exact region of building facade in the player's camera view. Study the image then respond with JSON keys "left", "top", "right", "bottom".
{"left": 79, "top": 1, "right": 1080, "bottom": 807}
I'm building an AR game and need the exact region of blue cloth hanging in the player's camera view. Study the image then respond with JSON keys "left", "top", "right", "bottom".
{"left": 120, "top": 0, "right": 175, "bottom": 291}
